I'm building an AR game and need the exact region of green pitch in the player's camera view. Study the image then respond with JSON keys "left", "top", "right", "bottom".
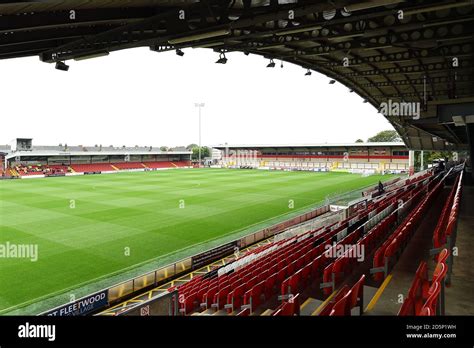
{"left": 0, "top": 169, "right": 394, "bottom": 314}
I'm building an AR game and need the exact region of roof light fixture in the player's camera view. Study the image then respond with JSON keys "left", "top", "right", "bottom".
{"left": 215, "top": 52, "right": 228, "bottom": 64}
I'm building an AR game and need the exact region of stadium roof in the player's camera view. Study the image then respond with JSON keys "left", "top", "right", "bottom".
{"left": 213, "top": 142, "right": 407, "bottom": 149}
{"left": 1, "top": 1, "right": 473, "bottom": 151}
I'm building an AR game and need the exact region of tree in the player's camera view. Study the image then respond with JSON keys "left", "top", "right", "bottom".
{"left": 367, "top": 130, "right": 401, "bottom": 143}
{"left": 160, "top": 146, "right": 168, "bottom": 151}
{"left": 425, "top": 151, "right": 453, "bottom": 163}
{"left": 191, "top": 146, "right": 210, "bottom": 161}
{"left": 186, "top": 144, "right": 198, "bottom": 150}
{"left": 414, "top": 151, "right": 460, "bottom": 170}
{"left": 355, "top": 139, "right": 364, "bottom": 143}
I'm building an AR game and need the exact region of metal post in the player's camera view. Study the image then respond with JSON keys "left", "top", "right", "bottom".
{"left": 195, "top": 103, "right": 205, "bottom": 167}
{"left": 420, "top": 150, "right": 424, "bottom": 171}
{"left": 199, "top": 107, "right": 201, "bottom": 166}
{"left": 408, "top": 150, "right": 415, "bottom": 176}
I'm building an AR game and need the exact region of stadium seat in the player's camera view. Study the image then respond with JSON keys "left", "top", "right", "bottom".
{"left": 347, "top": 274, "right": 365, "bottom": 315}
{"left": 420, "top": 281, "right": 441, "bottom": 316}
{"left": 272, "top": 293, "right": 300, "bottom": 316}
{"left": 225, "top": 283, "right": 247, "bottom": 313}
{"left": 212, "top": 285, "right": 231, "bottom": 310}
{"left": 329, "top": 290, "right": 352, "bottom": 316}
{"left": 318, "top": 285, "right": 350, "bottom": 316}
{"left": 243, "top": 280, "right": 266, "bottom": 313}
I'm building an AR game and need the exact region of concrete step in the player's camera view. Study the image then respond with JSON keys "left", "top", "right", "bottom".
{"left": 300, "top": 297, "right": 323, "bottom": 316}
{"left": 362, "top": 284, "right": 379, "bottom": 314}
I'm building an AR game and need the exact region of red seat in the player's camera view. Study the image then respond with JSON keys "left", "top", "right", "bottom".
{"left": 213, "top": 285, "right": 231, "bottom": 310}
{"left": 332, "top": 255, "right": 351, "bottom": 290}
{"left": 202, "top": 286, "right": 218, "bottom": 309}
{"left": 257, "top": 269, "right": 269, "bottom": 283}
{"left": 329, "top": 290, "right": 352, "bottom": 316}
{"left": 246, "top": 275, "right": 258, "bottom": 289}
{"left": 226, "top": 283, "right": 247, "bottom": 313}
{"left": 432, "top": 262, "right": 447, "bottom": 284}
{"left": 243, "top": 281, "right": 266, "bottom": 312}
{"left": 181, "top": 291, "right": 197, "bottom": 314}
{"left": 419, "top": 281, "right": 440, "bottom": 315}
{"left": 276, "top": 266, "right": 288, "bottom": 284}
{"left": 288, "top": 269, "right": 303, "bottom": 295}
{"left": 398, "top": 297, "right": 415, "bottom": 316}
{"left": 347, "top": 274, "right": 365, "bottom": 315}
{"left": 272, "top": 293, "right": 300, "bottom": 316}
{"left": 322, "top": 264, "right": 333, "bottom": 296}
{"left": 311, "top": 255, "right": 323, "bottom": 277}
{"left": 301, "top": 264, "right": 311, "bottom": 287}
{"left": 318, "top": 285, "right": 349, "bottom": 316}
{"left": 372, "top": 246, "right": 387, "bottom": 282}
{"left": 264, "top": 272, "right": 277, "bottom": 299}
{"left": 437, "top": 248, "right": 449, "bottom": 264}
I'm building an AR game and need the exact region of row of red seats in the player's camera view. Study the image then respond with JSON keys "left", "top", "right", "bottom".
{"left": 367, "top": 176, "right": 430, "bottom": 219}
{"left": 274, "top": 181, "right": 423, "bottom": 310}
{"left": 305, "top": 177, "right": 430, "bottom": 306}
{"left": 177, "top": 236, "right": 307, "bottom": 312}
{"left": 179, "top": 227, "right": 335, "bottom": 314}
{"left": 176, "top": 228, "right": 324, "bottom": 294}
{"left": 317, "top": 225, "right": 364, "bottom": 296}
{"left": 226, "top": 216, "right": 362, "bottom": 311}
{"left": 113, "top": 162, "right": 144, "bottom": 170}
{"left": 398, "top": 249, "right": 449, "bottom": 316}
{"left": 315, "top": 178, "right": 434, "bottom": 314}
{"left": 173, "top": 161, "right": 191, "bottom": 167}
{"left": 321, "top": 176, "right": 430, "bottom": 294}
{"left": 145, "top": 161, "right": 175, "bottom": 169}
{"left": 70, "top": 161, "right": 190, "bottom": 173}
{"left": 368, "top": 171, "right": 431, "bottom": 200}
{"left": 240, "top": 225, "right": 352, "bottom": 313}
{"left": 372, "top": 175, "right": 445, "bottom": 282}
{"left": 70, "top": 163, "right": 115, "bottom": 172}
{"left": 178, "top": 218, "right": 358, "bottom": 314}
{"left": 176, "top": 174, "right": 434, "bottom": 315}
{"left": 13, "top": 164, "right": 70, "bottom": 176}
{"left": 433, "top": 171, "right": 463, "bottom": 252}
{"left": 322, "top": 213, "right": 398, "bottom": 295}
{"left": 8, "top": 161, "right": 191, "bottom": 176}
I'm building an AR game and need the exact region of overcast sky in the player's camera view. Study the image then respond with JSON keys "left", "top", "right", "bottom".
{"left": 0, "top": 47, "right": 393, "bottom": 148}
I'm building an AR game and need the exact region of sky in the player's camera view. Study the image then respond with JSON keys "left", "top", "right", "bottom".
{"left": 0, "top": 47, "right": 393, "bottom": 148}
